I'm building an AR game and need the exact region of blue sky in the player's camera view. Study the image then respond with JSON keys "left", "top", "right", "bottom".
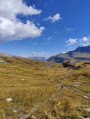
{"left": 0, "top": 0, "right": 90, "bottom": 58}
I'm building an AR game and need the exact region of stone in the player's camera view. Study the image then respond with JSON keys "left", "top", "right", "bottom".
{"left": 21, "top": 79, "right": 25, "bottom": 81}
{"left": 79, "top": 77, "right": 82, "bottom": 79}
{"left": 83, "top": 96, "right": 89, "bottom": 99}
{"left": 6, "top": 98, "right": 12, "bottom": 102}
{"left": 79, "top": 116, "right": 90, "bottom": 119}
{"left": 31, "top": 115, "right": 36, "bottom": 119}
{"left": 84, "top": 108, "right": 90, "bottom": 112}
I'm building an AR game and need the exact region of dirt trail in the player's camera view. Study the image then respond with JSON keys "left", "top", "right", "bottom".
{"left": 20, "top": 94, "right": 59, "bottom": 119}
{"left": 20, "top": 83, "right": 90, "bottom": 119}
{"left": 59, "top": 82, "right": 90, "bottom": 96}
{"left": 20, "top": 105, "right": 40, "bottom": 119}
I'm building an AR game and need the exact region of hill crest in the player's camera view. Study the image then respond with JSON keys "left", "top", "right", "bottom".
{"left": 47, "top": 45, "right": 90, "bottom": 63}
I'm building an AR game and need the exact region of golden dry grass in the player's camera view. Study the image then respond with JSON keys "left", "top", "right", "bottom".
{"left": 0, "top": 56, "right": 90, "bottom": 119}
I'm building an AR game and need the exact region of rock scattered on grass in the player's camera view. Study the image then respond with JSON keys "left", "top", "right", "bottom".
{"left": 83, "top": 96, "right": 89, "bottom": 99}
{"left": 31, "top": 115, "right": 36, "bottom": 119}
{"left": 79, "top": 77, "right": 82, "bottom": 79}
{"left": 79, "top": 116, "right": 90, "bottom": 119}
{"left": 21, "top": 79, "right": 25, "bottom": 81}
{"left": 6, "top": 98, "right": 12, "bottom": 102}
{"left": 79, "top": 116, "right": 84, "bottom": 119}
{"left": 84, "top": 108, "right": 90, "bottom": 112}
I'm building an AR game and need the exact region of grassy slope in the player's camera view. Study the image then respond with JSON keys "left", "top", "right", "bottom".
{"left": 0, "top": 56, "right": 90, "bottom": 119}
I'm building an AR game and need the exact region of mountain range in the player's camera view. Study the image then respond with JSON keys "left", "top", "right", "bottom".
{"left": 47, "top": 45, "right": 90, "bottom": 63}
{"left": 0, "top": 45, "right": 90, "bottom": 63}
{"left": 28, "top": 56, "right": 46, "bottom": 61}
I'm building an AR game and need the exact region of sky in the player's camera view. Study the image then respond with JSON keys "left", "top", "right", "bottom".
{"left": 0, "top": 0, "right": 90, "bottom": 58}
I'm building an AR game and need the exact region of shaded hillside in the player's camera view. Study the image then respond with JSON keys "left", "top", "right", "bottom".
{"left": 47, "top": 45, "right": 90, "bottom": 63}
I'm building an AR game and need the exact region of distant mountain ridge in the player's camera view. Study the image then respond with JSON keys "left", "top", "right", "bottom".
{"left": 47, "top": 45, "right": 90, "bottom": 63}
{"left": 28, "top": 56, "right": 46, "bottom": 61}
{"left": 0, "top": 52, "right": 14, "bottom": 57}
{"left": 0, "top": 52, "right": 46, "bottom": 61}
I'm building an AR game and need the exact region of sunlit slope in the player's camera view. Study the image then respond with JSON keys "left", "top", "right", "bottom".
{"left": 0, "top": 55, "right": 89, "bottom": 119}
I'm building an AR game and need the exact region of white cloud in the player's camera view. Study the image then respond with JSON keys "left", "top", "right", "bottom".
{"left": 79, "top": 37, "right": 90, "bottom": 46}
{"left": 66, "top": 37, "right": 90, "bottom": 46}
{"left": 0, "top": 17, "right": 45, "bottom": 42}
{"left": 27, "top": 52, "right": 49, "bottom": 58}
{"left": 44, "top": 13, "right": 62, "bottom": 23}
{"left": 65, "top": 27, "right": 74, "bottom": 31}
{"left": 80, "top": 37, "right": 89, "bottom": 42}
{"left": 82, "top": 42, "right": 90, "bottom": 46}
{"left": 66, "top": 38, "right": 77, "bottom": 45}
{"left": 0, "top": 0, "right": 44, "bottom": 43}
{"left": 19, "top": 52, "right": 53, "bottom": 58}
{"left": 0, "top": 0, "right": 41, "bottom": 20}
{"left": 47, "top": 37, "right": 52, "bottom": 41}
